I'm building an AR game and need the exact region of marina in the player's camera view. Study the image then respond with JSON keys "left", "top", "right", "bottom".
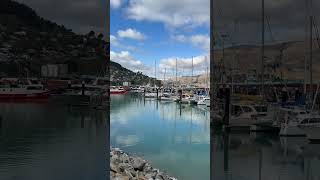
{"left": 110, "top": 94, "right": 210, "bottom": 180}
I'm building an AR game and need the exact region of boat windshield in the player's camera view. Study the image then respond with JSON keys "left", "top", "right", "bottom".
{"left": 254, "top": 106, "right": 267, "bottom": 112}
{"left": 242, "top": 106, "right": 253, "bottom": 113}
{"left": 26, "top": 86, "right": 43, "bottom": 90}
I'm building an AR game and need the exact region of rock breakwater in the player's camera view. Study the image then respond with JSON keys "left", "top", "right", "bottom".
{"left": 110, "top": 147, "right": 177, "bottom": 180}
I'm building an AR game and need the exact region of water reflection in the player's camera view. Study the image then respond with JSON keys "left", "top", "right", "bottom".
{"left": 110, "top": 94, "right": 210, "bottom": 180}
{"left": 0, "top": 103, "right": 108, "bottom": 180}
{"left": 212, "top": 131, "right": 320, "bottom": 180}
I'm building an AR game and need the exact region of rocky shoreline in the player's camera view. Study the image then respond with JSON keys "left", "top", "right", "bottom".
{"left": 110, "top": 147, "right": 177, "bottom": 180}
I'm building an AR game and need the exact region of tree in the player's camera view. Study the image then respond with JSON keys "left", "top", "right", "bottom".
{"left": 88, "top": 30, "right": 95, "bottom": 38}
{"left": 97, "top": 33, "right": 104, "bottom": 40}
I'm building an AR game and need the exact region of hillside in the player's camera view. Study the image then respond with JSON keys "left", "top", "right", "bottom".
{"left": 0, "top": 0, "right": 109, "bottom": 77}
{"left": 168, "top": 41, "right": 320, "bottom": 86}
{"left": 110, "top": 61, "right": 160, "bottom": 85}
{"left": 0, "top": 0, "right": 157, "bottom": 85}
{"left": 215, "top": 41, "right": 320, "bottom": 81}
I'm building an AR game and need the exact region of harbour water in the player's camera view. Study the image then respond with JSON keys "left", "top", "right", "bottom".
{"left": 212, "top": 131, "right": 320, "bottom": 180}
{"left": 0, "top": 102, "right": 108, "bottom": 180}
{"left": 110, "top": 94, "right": 210, "bottom": 180}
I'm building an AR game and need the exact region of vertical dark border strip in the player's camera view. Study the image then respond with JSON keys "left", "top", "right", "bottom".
{"left": 210, "top": 0, "right": 215, "bottom": 180}
{"left": 106, "top": 0, "right": 110, "bottom": 179}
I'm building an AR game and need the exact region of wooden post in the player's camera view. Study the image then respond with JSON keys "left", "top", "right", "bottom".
{"left": 223, "top": 87, "right": 231, "bottom": 128}
{"left": 81, "top": 81, "right": 85, "bottom": 96}
{"left": 0, "top": 115, "right": 2, "bottom": 129}
{"left": 156, "top": 88, "right": 159, "bottom": 99}
{"left": 223, "top": 132, "right": 229, "bottom": 177}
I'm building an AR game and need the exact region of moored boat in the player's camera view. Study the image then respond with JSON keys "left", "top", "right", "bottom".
{"left": 110, "top": 86, "right": 127, "bottom": 94}
{"left": 0, "top": 80, "right": 50, "bottom": 101}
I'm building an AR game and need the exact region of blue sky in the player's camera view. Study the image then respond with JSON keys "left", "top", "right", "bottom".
{"left": 110, "top": 0, "right": 210, "bottom": 79}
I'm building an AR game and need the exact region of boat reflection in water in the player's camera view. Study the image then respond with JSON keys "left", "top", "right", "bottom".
{"left": 211, "top": 130, "right": 320, "bottom": 180}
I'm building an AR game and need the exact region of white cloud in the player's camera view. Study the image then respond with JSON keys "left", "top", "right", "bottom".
{"left": 117, "top": 28, "right": 146, "bottom": 40}
{"left": 110, "top": 51, "right": 152, "bottom": 74}
{"left": 172, "top": 34, "right": 187, "bottom": 42}
{"left": 110, "top": 34, "right": 140, "bottom": 51}
{"left": 190, "top": 34, "right": 210, "bottom": 52}
{"left": 110, "top": 35, "right": 120, "bottom": 46}
{"left": 172, "top": 34, "right": 210, "bottom": 52}
{"left": 110, "top": 0, "right": 122, "bottom": 9}
{"left": 126, "top": 0, "right": 209, "bottom": 29}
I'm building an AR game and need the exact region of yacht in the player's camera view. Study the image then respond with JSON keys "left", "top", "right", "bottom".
{"left": 110, "top": 86, "right": 127, "bottom": 94}
{"left": 298, "top": 114, "right": 320, "bottom": 141}
{"left": 278, "top": 107, "right": 309, "bottom": 136}
{"left": 197, "top": 96, "right": 210, "bottom": 107}
{"left": 159, "top": 93, "right": 173, "bottom": 102}
{"left": 0, "top": 80, "right": 50, "bottom": 101}
{"left": 180, "top": 94, "right": 191, "bottom": 104}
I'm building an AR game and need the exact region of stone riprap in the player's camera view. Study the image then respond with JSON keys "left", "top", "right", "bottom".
{"left": 110, "top": 147, "right": 177, "bottom": 180}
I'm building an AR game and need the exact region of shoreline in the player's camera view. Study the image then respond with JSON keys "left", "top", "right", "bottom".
{"left": 110, "top": 147, "right": 177, "bottom": 180}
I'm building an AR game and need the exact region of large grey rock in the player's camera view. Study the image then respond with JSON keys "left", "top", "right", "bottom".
{"left": 131, "top": 157, "right": 146, "bottom": 171}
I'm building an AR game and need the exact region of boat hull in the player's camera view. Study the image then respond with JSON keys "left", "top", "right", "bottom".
{"left": 110, "top": 91, "right": 127, "bottom": 95}
{"left": 0, "top": 92, "right": 50, "bottom": 101}
{"left": 300, "top": 126, "right": 320, "bottom": 142}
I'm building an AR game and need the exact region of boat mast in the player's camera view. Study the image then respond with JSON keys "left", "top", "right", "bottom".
{"left": 304, "top": 0, "right": 309, "bottom": 95}
{"left": 206, "top": 56, "right": 209, "bottom": 89}
{"left": 309, "top": 15, "right": 313, "bottom": 102}
{"left": 154, "top": 60, "right": 157, "bottom": 87}
{"left": 191, "top": 56, "right": 194, "bottom": 85}
{"left": 261, "top": 0, "right": 265, "bottom": 97}
{"left": 176, "top": 58, "right": 178, "bottom": 83}
{"left": 164, "top": 68, "right": 166, "bottom": 82}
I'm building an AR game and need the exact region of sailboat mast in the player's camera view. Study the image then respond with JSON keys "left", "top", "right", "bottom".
{"left": 304, "top": 0, "right": 308, "bottom": 94}
{"left": 261, "top": 0, "right": 265, "bottom": 97}
{"left": 310, "top": 15, "right": 313, "bottom": 100}
{"left": 176, "top": 58, "right": 178, "bottom": 83}
{"left": 155, "top": 60, "right": 157, "bottom": 87}
{"left": 192, "top": 56, "right": 194, "bottom": 84}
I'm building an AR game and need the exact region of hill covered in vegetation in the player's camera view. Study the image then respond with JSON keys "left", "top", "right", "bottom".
{"left": 0, "top": 0, "right": 158, "bottom": 85}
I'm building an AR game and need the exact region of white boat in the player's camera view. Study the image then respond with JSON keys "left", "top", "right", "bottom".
{"left": 227, "top": 104, "right": 269, "bottom": 129}
{"left": 300, "top": 126, "right": 320, "bottom": 142}
{"left": 189, "top": 94, "right": 206, "bottom": 105}
{"left": 298, "top": 114, "right": 320, "bottom": 141}
{"left": 144, "top": 92, "right": 157, "bottom": 98}
{"left": 180, "top": 94, "right": 191, "bottom": 104}
{"left": 278, "top": 107, "right": 309, "bottom": 136}
{"left": 197, "top": 96, "right": 210, "bottom": 106}
{"left": 131, "top": 86, "right": 144, "bottom": 93}
{"left": 0, "top": 80, "right": 50, "bottom": 101}
{"left": 171, "top": 95, "right": 180, "bottom": 102}
{"left": 159, "top": 93, "right": 173, "bottom": 102}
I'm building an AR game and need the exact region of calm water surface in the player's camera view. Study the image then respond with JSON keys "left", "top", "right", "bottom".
{"left": 110, "top": 94, "right": 210, "bottom": 180}
{"left": 0, "top": 102, "right": 108, "bottom": 180}
{"left": 111, "top": 94, "right": 320, "bottom": 180}
{"left": 212, "top": 132, "right": 320, "bottom": 180}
